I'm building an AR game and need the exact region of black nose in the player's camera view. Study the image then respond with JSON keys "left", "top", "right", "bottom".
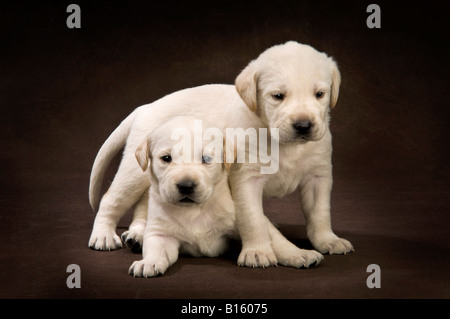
{"left": 293, "top": 120, "right": 312, "bottom": 136}
{"left": 177, "top": 180, "right": 196, "bottom": 195}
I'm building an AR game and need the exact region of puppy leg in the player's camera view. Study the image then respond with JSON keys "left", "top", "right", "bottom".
{"left": 88, "top": 153, "right": 149, "bottom": 250}
{"left": 232, "top": 175, "right": 278, "bottom": 268}
{"left": 267, "top": 220, "right": 323, "bottom": 268}
{"left": 300, "top": 174, "right": 353, "bottom": 254}
{"left": 128, "top": 234, "right": 180, "bottom": 278}
{"left": 121, "top": 190, "right": 149, "bottom": 253}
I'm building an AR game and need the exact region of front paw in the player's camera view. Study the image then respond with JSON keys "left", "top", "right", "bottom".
{"left": 88, "top": 227, "right": 122, "bottom": 251}
{"left": 275, "top": 246, "right": 323, "bottom": 268}
{"left": 128, "top": 257, "right": 170, "bottom": 278}
{"left": 312, "top": 233, "right": 354, "bottom": 255}
{"left": 237, "top": 245, "right": 278, "bottom": 268}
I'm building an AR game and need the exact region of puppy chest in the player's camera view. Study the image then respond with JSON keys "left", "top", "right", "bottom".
{"left": 262, "top": 143, "right": 329, "bottom": 198}
{"left": 181, "top": 231, "right": 230, "bottom": 257}
{"left": 179, "top": 214, "right": 235, "bottom": 257}
{"left": 263, "top": 174, "right": 299, "bottom": 198}
{"left": 263, "top": 160, "right": 304, "bottom": 198}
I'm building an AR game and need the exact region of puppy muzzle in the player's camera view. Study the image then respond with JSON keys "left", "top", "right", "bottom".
{"left": 287, "top": 120, "right": 323, "bottom": 143}
{"left": 293, "top": 120, "right": 313, "bottom": 139}
{"left": 176, "top": 180, "right": 197, "bottom": 204}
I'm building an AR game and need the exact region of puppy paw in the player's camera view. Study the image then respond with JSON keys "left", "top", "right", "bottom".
{"left": 121, "top": 230, "right": 143, "bottom": 253}
{"left": 88, "top": 228, "right": 122, "bottom": 251}
{"left": 237, "top": 245, "right": 278, "bottom": 268}
{"left": 312, "top": 233, "right": 354, "bottom": 255}
{"left": 128, "top": 257, "right": 170, "bottom": 278}
{"left": 276, "top": 247, "right": 323, "bottom": 268}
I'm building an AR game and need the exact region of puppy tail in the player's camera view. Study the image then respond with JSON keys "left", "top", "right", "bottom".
{"left": 88, "top": 108, "right": 137, "bottom": 212}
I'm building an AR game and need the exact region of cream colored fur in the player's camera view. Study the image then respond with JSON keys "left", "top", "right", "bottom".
{"left": 88, "top": 41, "right": 353, "bottom": 269}
{"left": 129, "top": 117, "right": 235, "bottom": 277}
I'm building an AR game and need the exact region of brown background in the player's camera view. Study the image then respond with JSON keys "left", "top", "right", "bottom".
{"left": 1, "top": 0, "right": 449, "bottom": 299}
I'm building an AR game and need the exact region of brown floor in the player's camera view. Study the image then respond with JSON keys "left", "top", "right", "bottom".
{"left": 1, "top": 1, "right": 449, "bottom": 299}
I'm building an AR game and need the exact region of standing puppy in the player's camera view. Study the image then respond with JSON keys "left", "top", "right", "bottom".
{"left": 88, "top": 41, "right": 352, "bottom": 268}
{"left": 232, "top": 42, "right": 354, "bottom": 266}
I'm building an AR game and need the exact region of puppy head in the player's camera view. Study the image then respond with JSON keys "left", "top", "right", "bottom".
{"left": 136, "top": 116, "right": 229, "bottom": 206}
{"left": 235, "top": 41, "right": 341, "bottom": 144}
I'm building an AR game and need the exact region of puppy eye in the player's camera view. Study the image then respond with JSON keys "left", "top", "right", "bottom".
{"left": 160, "top": 155, "right": 172, "bottom": 163}
{"left": 202, "top": 155, "right": 213, "bottom": 164}
{"left": 315, "top": 91, "right": 325, "bottom": 99}
{"left": 272, "top": 93, "right": 285, "bottom": 101}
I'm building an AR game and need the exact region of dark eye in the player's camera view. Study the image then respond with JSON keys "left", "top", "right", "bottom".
{"left": 202, "top": 155, "right": 213, "bottom": 164}
{"left": 272, "top": 93, "right": 285, "bottom": 101}
{"left": 315, "top": 91, "right": 324, "bottom": 99}
{"left": 161, "top": 155, "right": 172, "bottom": 163}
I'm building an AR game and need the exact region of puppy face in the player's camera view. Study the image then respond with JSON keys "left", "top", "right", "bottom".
{"left": 136, "top": 117, "right": 227, "bottom": 206}
{"left": 236, "top": 41, "right": 341, "bottom": 144}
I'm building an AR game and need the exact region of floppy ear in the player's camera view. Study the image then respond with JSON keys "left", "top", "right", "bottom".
{"left": 330, "top": 60, "right": 341, "bottom": 108}
{"left": 135, "top": 138, "right": 150, "bottom": 171}
{"left": 235, "top": 61, "right": 258, "bottom": 112}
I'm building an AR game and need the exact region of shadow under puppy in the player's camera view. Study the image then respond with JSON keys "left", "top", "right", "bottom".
{"left": 128, "top": 116, "right": 237, "bottom": 277}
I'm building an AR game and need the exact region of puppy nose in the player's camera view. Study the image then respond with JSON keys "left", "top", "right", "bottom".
{"left": 293, "top": 120, "right": 312, "bottom": 136}
{"left": 177, "top": 180, "right": 196, "bottom": 195}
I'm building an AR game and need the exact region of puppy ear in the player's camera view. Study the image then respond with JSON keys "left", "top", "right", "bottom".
{"left": 222, "top": 138, "right": 236, "bottom": 171}
{"left": 235, "top": 61, "right": 258, "bottom": 112}
{"left": 135, "top": 138, "right": 150, "bottom": 171}
{"left": 330, "top": 60, "right": 341, "bottom": 108}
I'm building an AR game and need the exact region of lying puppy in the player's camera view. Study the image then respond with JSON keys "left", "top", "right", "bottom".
{"left": 89, "top": 41, "right": 352, "bottom": 269}
{"left": 128, "top": 116, "right": 321, "bottom": 277}
{"left": 128, "top": 116, "right": 235, "bottom": 277}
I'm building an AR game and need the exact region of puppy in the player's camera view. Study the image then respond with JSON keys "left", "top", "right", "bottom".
{"left": 89, "top": 41, "right": 352, "bottom": 269}
{"left": 127, "top": 116, "right": 237, "bottom": 277}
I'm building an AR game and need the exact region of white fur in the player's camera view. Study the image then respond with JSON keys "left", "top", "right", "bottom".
{"left": 128, "top": 117, "right": 236, "bottom": 277}
{"left": 88, "top": 41, "right": 352, "bottom": 269}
